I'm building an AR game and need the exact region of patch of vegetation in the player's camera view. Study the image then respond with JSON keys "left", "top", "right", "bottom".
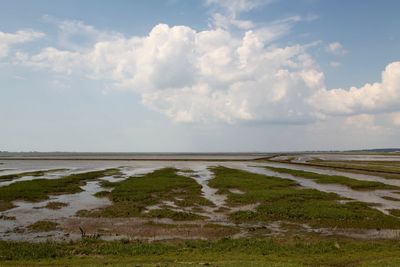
{"left": 44, "top": 201, "right": 68, "bottom": 210}
{"left": 0, "top": 169, "right": 120, "bottom": 211}
{"left": 382, "top": 196, "right": 400, "bottom": 202}
{"left": 27, "top": 220, "right": 58, "bottom": 232}
{"left": 98, "top": 180, "right": 117, "bottom": 188}
{"left": 75, "top": 209, "right": 92, "bottom": 217}
{"left": 1, "top": 238, "right": 400, "bottom": 266}
{"left": 389, "top": 209, "right": 400, "bottom": 217}
{"left": 146, "top": 208, "right": 206, "bottom": 221}
{"left": 0, "top": 200, "right": 15, "bottom": 212}
{"left": 307, "top": 159, "right": 400, "bottom": 179}
{"left": 0, "top": 169, "right": 68, "bottom": 181}
{"left": 93, "top": 190, "right": 111, "bottom": 198}
{"left": 0, "top": 215, "right": 16, "bottom": 220}
{"left": 79, "top": 168, "right": 213, "bottom": 219}
{"left": 265, "top": 166, "right": 398, "bottom": 190}
{"left": 208, "top": 167, "right": 400, "bottom": 228}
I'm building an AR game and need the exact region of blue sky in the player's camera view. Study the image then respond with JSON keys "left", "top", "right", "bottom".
{"left": 1, "top": 0, "right": 400, "bottom": 152}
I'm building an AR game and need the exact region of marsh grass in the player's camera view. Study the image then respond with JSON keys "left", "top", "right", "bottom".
{"left": 79, "top": 168, "right": 213, "bottom": 219}
{"left": 307, "top": 159, "right": 400, "bottom": 179}
{"left": 265, "top": 166, "right": 398, "bottom": 190}
{"left": 94, "top": 190, "right": 112, "bottom": 198}
{"left": 0, "top": 200, "right": 14, "bottom": 212}
{"left": 1, "top": 238, "right": 400, "bottom": 266}
{"left": 389, "top": 209, "right": 400, "bottom": 217}
{"left": 382, "top": 196, "right": 400, "bottom": 201}
{"left": 0, "top": 169, "right": 68, "bottom": 181}
{"left": 0, "top": 169, "right": 120, "bottom": 211}
{"left": 209, "top": 167, "right": 400, "bottom": 228}
{"left": 27, "top": 220, "right": 58, "bottom": 232}
{"left": 44, "top": 201, "right": 68, "bottom": 210}
{"left": 146, "top": 208, "right": 206, "bottom": 220}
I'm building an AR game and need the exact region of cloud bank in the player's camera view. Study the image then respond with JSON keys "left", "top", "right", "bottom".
{"left": 9, "top": 0, "right": 400, "bottom": 126}
{"left": 17, "top": 22, "right": 326, "bottom": 123}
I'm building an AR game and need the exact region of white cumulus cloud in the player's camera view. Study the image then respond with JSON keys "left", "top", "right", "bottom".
{"left": 205, "top": 0, "right": 271, "bottom": 15}
{"left": 17, "top": 22, "right": 324, "bottom": 124}
{"left": 309, "top": 61, "right": 400, "bottom": 115}
{"left": 14, "top": 19, "right": 400, "bottom": 126}
{"left": 206, "top": 0, "right": 273, "bottom": 30}
{"left": 0, "top": 30, "right": 45, "bottom": 58}
{"left": 325, "top": 42, "right": 347, "bottom": 55}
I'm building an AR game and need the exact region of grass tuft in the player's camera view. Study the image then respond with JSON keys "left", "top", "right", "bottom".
{"left": 27, "top": 220, "right": 58, "bottom": 232}
{"left": 45, "top": 201, "right": 68, "bottom": 210}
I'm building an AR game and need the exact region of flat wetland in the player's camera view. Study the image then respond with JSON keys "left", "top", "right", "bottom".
{"left": 1, "top": 152, "right": 400, "bottom": 266}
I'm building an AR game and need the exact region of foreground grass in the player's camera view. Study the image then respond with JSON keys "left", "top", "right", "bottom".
{"left": 0, "top": 169, "right": 67, "bottom": 181}
{"left": 79, "top": 168, "right": 213, "bottom": 219}
{"left": 265, "top": 166, "right": 398, "bottom": 190}
{"left": 208, "top": 167, "right": 400, "bottom": 228}
{"left": 0, "top": 169, "right": 120, "bottom": 210}
{"left": 1, "top": 238, "right": 400, "bottom": 266}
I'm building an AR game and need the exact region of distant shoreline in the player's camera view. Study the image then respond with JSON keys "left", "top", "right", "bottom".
{"left": 1, "top": 149, "right": 399, "bottom": 162}
{"left": 0, "top": 152, "right": 274, "bottom": 161}
{"left": 0, "top": 157, "right": 263, "bottom": 161}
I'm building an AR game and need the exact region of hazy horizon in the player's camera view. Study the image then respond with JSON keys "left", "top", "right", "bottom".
{"left": 1, "top": 148, "right": 400, "bottom": 154}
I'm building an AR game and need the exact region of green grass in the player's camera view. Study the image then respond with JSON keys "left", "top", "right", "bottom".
{"left": 0, "top": 169, "right": 68, "bottom": 181}
{"left": 79, "top": 168, "right": 213, "bottom": 219}
{"left": 94, "top": 190, "right": 112, "bottom": 198}
{"left": 1, "top": 238, "right": 400, "bottom": 266}
{"left": 44, "top": 201, "right": 68, "bottom": 210}
{"left": 0, "top": 169, "right": 120, "bottom": 211}
{"left": 307, "top": 159, "right": 400, "bottom": 179}
{"left": 382, "top": 196, "right": 400, "bottom": 202}
{"left": 265, "top": 166, "right": 398, "bottom": 190}
{"left": 389, "top": 209, "right": 400, "bottom": 217}
{"left": 314, "top": 159, "right": 400, "bottom": 172}
{"left": 208, "top": 166, "right": 400, "bottom": 228}
{"left": 27, "top": 220, "right": 58, "bottom": 232}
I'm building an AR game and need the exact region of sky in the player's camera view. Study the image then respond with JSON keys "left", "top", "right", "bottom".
{"left": 1, "top": 0, "right": 400, "bottom": 152}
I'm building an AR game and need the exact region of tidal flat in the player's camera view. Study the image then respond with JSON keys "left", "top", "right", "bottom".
{"left": 1, "top": 153, "right": 400, "bottom": 266}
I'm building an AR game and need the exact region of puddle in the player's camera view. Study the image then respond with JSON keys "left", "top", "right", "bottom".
{"left": 177, "top": 165, "right": 227, "bottom": 208}
{"left": 176, "top": 164, "right": 231, "bottom": 222}
{"left": 229, "top": 189, "right": 245, "bottom": 194}
{"left": 230, "top": 203, "right": 259, "bottom": 213}
{"left": 0, "top": 181, "right": 111, "bottom": 241}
